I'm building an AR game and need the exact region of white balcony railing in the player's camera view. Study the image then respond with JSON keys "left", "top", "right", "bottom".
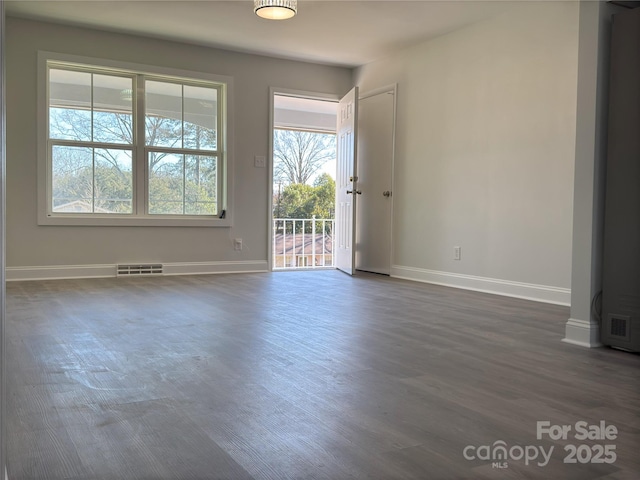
{"left": 273, "top": 217, "right": 335, "bottom": 270}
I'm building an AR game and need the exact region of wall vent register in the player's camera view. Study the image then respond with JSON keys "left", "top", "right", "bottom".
{"left": 117, "top": 264, "right": 163, "bottom": 276}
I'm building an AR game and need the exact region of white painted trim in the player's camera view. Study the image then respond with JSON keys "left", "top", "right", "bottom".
{"left": 162, "top": 261, "right": 268, "bottom": 276}
{"left": 359, "top": 84, "right": 397, "bottom": 101}
{"left": 6, "top": 261, "right": 268, "bottom": 281}
{"left": 7, "top": 264, "right": 115, "bottom": 281}
{"left": 562, "top": 318, "right": 603, "bottom": 348}
{"left": 391, "top": 265, "right": 571, "bottom": 306}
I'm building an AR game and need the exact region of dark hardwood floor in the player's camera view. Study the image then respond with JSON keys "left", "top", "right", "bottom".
{"left": 5, "top": 271, "right": 640, "bottom": 479}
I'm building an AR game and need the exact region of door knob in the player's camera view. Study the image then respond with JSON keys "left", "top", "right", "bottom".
{"left": 347, "top": 190, "right": 362, "bottom": 195}
{"left": 383, "top": 191, "right": 392, "bottom": 197}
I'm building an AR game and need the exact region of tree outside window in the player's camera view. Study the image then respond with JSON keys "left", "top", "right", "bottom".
{"left": 272, "top": 129, "right": 336, "bottom": 227}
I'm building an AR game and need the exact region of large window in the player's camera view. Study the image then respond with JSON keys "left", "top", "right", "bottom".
{"left": 145, "top": 80, "right": 219, "bottom": 215}
{"left": 41, "top": 54, "right": 231, "bottom": 226}
{"left": 49, "top": 69, "right": 135, "bottom": 214}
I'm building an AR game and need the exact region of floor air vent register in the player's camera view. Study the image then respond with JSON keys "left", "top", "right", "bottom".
{"left": 602, "top": 313, "right": 639, "bottom": 352}
{"left": 609, "top": 315, "right": 629, "bottom": 339}
{"left": 117, "top": 264, "right": 164, "bottom": 276}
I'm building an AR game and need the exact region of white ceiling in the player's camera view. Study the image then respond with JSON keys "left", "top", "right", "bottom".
{"left": 6, "top": 0, "right": 515, "bottom": 68}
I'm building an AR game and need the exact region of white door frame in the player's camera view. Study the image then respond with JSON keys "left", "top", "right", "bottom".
{"left": 267, "top": 87, "right": 339, "bottom": 272}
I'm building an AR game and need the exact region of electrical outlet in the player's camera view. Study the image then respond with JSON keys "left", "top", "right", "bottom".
{"left": 454, "top": 246, "right": 461, "bottom": 261}
{"left": 254, "top": 156, "right": 266, "bottom": 168}
{"left": 234, "top": 238, "right": 243, "bottom": 251}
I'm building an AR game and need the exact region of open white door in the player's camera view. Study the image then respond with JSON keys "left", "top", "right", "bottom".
{"left": 335, "top": 87, "right": 358, "bottom": 275}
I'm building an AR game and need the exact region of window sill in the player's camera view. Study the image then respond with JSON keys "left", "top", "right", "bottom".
{"left": 38, "top": 214, "right": 232, "bottom": 227}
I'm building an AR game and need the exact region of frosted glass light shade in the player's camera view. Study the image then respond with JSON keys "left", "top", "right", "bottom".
{"left": 254, "top": 0, "right": 297, "bottom": 20}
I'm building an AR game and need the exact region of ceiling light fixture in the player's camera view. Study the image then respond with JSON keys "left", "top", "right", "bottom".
{"left": 254, "top": 0, "right": 297, "bottom": 20}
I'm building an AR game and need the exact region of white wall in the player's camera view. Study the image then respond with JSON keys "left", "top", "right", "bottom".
{"left": 5, "top": 18, "right": 352, "bottom": 277}
{"left": 354, "top": 1, "right": 579, "bottom": 304}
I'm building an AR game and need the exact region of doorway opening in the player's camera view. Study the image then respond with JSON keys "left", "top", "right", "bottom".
{"left": 271, "top": 94, "right": 338, "bottom": 270}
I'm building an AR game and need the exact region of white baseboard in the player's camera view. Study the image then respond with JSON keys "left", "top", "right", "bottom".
{"left": 562, "top": 318, "right": 603, "bottom": 348}
{"left": 162, "top": 261, "right": 268, "bottom": 276}
{"left": 6, "top": 264, "right": 115, "bottom": 281}
{"left": 391, "top": 265, "right": 571, "bottom": 306}
{"left": 6, "top": 261, "right": 269, "bottom": 281}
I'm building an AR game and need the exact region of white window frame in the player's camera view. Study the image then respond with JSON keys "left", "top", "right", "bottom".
{"left": 37, "top": 51, "right": 234, "bottom": 227}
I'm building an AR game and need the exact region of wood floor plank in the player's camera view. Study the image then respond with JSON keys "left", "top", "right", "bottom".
{"left": 5, "top": 271, "right": 640, "bottom": 479}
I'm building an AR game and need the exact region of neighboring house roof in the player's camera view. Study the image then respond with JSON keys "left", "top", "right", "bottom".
{"left": 273, "top": 233, "right": 332, "bottom": 255}
{"left": 54, "top": 200, "right": 112, "bottom": 214}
